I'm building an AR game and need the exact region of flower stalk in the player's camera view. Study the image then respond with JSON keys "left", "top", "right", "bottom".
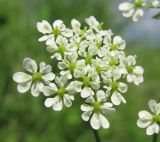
{"left": 92, "top": 128, "right": 101, "bottom": 142}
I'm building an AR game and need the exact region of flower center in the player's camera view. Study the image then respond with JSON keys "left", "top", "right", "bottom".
{"left": 93, "top": 101, "right": 101, "bottom": 112}
{"left": 109, "top": 58, "right": 118, "bottom": 66}
{"left": 83, "top": 76, "right": 90, "bottom": 86}
{"left": 127, "top": 66, "right": 133, "bottom": 73}
{"left": 85, "top": 54, "right": 92, "bottom": 64}
{"left": 32, "top": 72, "right": 42, "bottom": 81}
{"left": 110, "top": 44, "right": 117, "bottom": 51}
{"left": 80, "top": 26, "right": 87, "bottom": 36}
{"left": 153, "top": 115, "right": 160, "bottom": 122}
{"left": 58, "top": 87, "right": 66, "bottom": 96}
{"left": 134, "top": 0, "right": 143, "bottom": 7}
{"left": 111, "top": 81, "right": 119, "bottom": 90}
{"left": 58, "top": 45, "right": 66, "bottom": 55}
{"left": 96, "top": 41, "right": 102, "bottom": 49}
{"left": 53, "top": 28, "right": 60, "bottom": 37}
{"left": 68, "top": 62, "right": 76, "bottom": 71}
{"left": 96, "top": 66, "right": 103, "bottom": 73}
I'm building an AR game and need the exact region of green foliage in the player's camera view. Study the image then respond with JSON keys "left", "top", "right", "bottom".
{"left": 0, "top": 0, "right": 160, "bottom": 142}
{"left": 153, "top": 12, "right": 160, "bottom": 20}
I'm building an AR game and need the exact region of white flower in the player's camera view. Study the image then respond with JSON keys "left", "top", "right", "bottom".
{"left": 103, "top": 71, "right": 128, "bottom": 105}
{"left": 71, "top": 19, "right": 81, "bottom": 34}
{"left": 72, "top": 66, "right": 100, "bottom": 98}
{"left": 47, "top": 35, "right": 71, "bottom": 60}
{"left": 137, "top": 99, "right": 160, "bottom": 135}
{"left": 119, "top": 1, "right": 144, "bottom": 22}
{"left": 13, "top": 58, "right": 55, "bottom": 97}
{"left": 81, "top": 90, "right": 115, "bottom": 130}
{"left": 37, "top": 20, "right": 73, "bottom": 45}
{"left": 121, "top": 55, "right": 144, "bottom": 85}
{"left": 43, "top": 76, "right": 74, "bottom": 111}
{"left": 152, "top": 0, "right": 160, "bottom": 7}
{"left": 85, "top": 16, "right": 100, "bottom": 31}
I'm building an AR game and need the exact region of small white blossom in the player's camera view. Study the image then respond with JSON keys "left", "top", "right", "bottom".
{"left": 43, "top": 76, "right": 74, "bottom": 111}
{"left": 121, "top": 55, "right": 144, "bottom": 85}
{"left": 119, "top": 0, "right": 144, "bottom": 22}
{"left": 13, "top": 58, "right": 55, "bottom": 96}
{"left": 37, "top": 20, "right": 73, "bottom": 45}
{"left": 81, "top": 90, "right": 115, "bottom": 130}
{"left": 137, "top": 100, "right": 160, "bottom": 135}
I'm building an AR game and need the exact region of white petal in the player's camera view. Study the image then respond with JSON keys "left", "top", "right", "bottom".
{"left": 81, "top": 104, "right": 93, "bottom": 112}
{"left": 133, "top": 9, "right": 144, "bottom": 22}
{"left": 53, "top": 20, "right": 65, "bottom": 30}
{"left": 127, "top": 74, "right": 133, "bottom": 83}
{"left": 148, "top": 100, "right": 157, "bottom": 114}
{"left": 63, "top": 94, "right": 74, "bottom": 107}
{"left": 132, "top": 75, "right": 144, "bottom": 85}
{"left": 39, "top": 62, "right": 52, "bottom": 74}
{"left": 71, "top": 19, "right": 81, "bottom": 32}
{"left": 113, "top": 36, "right": 125, "bottom": 50}
{"left": 42, "top": 72, "right": 55, "bottom": 81}
{"left": 55, "top": 76, "right": 68, "bottom": 87}
{"left": 17, "top": 81, "right": 32, "bottom": 93}
{"left": 85, "top": 96, "right": 95, "bottom": 104}
{"left": 133, "top": 66, "right": 144, "bottom": 75}
{"left": 51, "top": 53, "right": 62, "bottom": 61}
{"left": 118, "top": 82, "right": 128, "bottom": 93}
{"left": 37, "top": 20, "right": 52, "bottom": 34}
{"left": 44, "top": 98, "right": 55, "bottom": 107}
{"left": 122, "top": 9, "right": 134, "bottom": 17}
{"left": 146, "top": 123, "right": 160, "bottom": 135}
{"left": 23, "top": 58, "right": 37, "bottom": 73}
{"left": 85, "top": 16, "right": 99, "bottom": 29}
{"left": 81, "top": 87, "right": 94, "bottom": 98}
{"left": 52, "top": 96, "right": 63, "bottom": 111}
{"left": 38, "top": 35, "right": 49, "bottom": 42}
{"left": 43, "top": 84, "right": 58, "bottom": 96}
{"left": 96, "top": 90, "right": 106, "bottom": 102}
{"left": 82, "top": 111, "right": 92, "bottom": 121}
{"left": 31, "top": 82, "right": 43, "bottom": 97}
{"left": 62, "top": 29, "right": 73, "bottom": 37}
{"left": 13, "top": 72, "right": 32, "bottom": 83}
{"left": 138, "top": 110, "right": 152, "bottom": 120}
{"left": 119, "top": 2, "right": 134, "bottom": 11}
{"left": 66, "top": 81, "right": 82, "bottom": 93}
{"left": 90, "top": 113, "right": 101, "bottom": 130}
{"left": 101, "top": 103, "right": 115, "bottom": 114}
{"left": 99, "top": 114, "right": 110, "bottom": 129}
{"left": 137, "top": 119, "right": 152, "bottom": 128}
{"left": 111, "top": 91, "right": 126, "bottom": 105}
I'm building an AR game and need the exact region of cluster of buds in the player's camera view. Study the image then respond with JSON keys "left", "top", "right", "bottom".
{"left": 13, "top": 16, "right": 144, "bottom": 130}
{"left": 119, "top": 0, "right": 160, "bottom": 22}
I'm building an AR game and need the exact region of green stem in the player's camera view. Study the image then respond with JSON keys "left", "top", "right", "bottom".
{"left": 92, "top": 128, "right": 101, "bottom": 142}
{"left": 152, "top": 133, "right": 158, "bottom": 142}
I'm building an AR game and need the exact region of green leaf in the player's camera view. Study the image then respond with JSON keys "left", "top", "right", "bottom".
{"left": 153, "top": 12, "right": 160, "bottom": 19}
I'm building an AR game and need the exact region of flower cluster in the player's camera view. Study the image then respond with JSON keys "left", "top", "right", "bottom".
{"left": 13, "top": 16, "right": 144, "bottom": 130}
{"left": 137, "top": 99, "right": 160, "bottom": 135}
{"left": 119, "top": 0, "right": 160, "bottom": 22}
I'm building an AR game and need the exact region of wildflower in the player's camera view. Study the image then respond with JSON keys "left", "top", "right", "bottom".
{"left": 43, "top": 76, "right": 74, "bottom": 111}
{"left": 137, "top": 100, "right": 160, "bottom": 135}
{"left": 13, "top": 58, "right": 55, "bottom": 96}
{"left": 81, "top": 90, "right": 115, "bottom": 130}
{"left": 37, "top": 20, "right": 73, "bottom": 45}
{"left": 119, "top": 0, "right": 144, "bottom": 22}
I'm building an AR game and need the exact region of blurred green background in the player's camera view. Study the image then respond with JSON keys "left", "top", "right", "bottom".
{"left": 0, "top": 0, "right": 160, "bottom": 142}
